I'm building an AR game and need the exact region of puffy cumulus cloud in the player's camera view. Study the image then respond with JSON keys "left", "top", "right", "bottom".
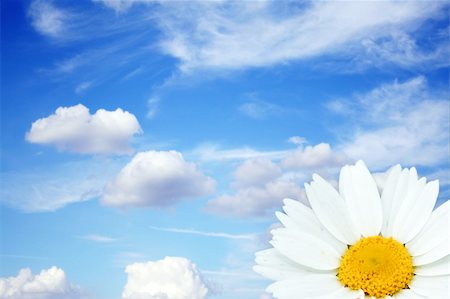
{"left": 26, "top": 104, "right": 141, "bottom": 155}
{"left": 102, "top": 151, "right": 215, "bottom": 208}
{"left": 122, "top": 257, "right": 209, "bottom": 299}
{"left": 206, "top": 179, "right": 304, "bottom": 217}
{"left": 281, "top": 143, "right": 347, "bottom": 169}
{"left": 233, "top": 159, "right": 281, "bottom": 189}
{"left": 0, "top": 266, "right": 85, "bottom": 299}
{"left": 28, "top": 0, "right": 68, "bottom": 38}
{"left": 329, "top": 76, "right": 450, "bottom": 169}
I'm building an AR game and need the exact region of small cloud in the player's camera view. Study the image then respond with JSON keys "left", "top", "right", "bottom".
{"left": 25, "top": 104, "right": 142, "bottom": 155}
{"left": 79, "top": 234, "right": 118, "bottom": 243}
{"left": 0, "top": 266, "right": 86, "bottom": 299}
{"left": 101, "top": 150, "right": 216, "bottom": 208}
{"left": 75, "top": 81, "right": 92, "bottom": 94}
{"left": 287, "top": 136, "right": 307, "bottom": 145}
{"left": 122, "top": 257, "right": 210, "bottom": 299}
{"left": 28, "top": 0, "right": 68, "bottom": 38}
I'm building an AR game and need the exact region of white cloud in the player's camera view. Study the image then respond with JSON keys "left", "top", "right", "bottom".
{"left": 122, "top": 257, "right": 210, "bottom": 299}
{"left": 28, "top": 0, "right": 68, "bottom": 38}
{"left": 281, "top": 143, "right": 347, "bottom": 169}
{"left": 330, "top": 76, "right": 450, "bottom": 169}
{"left": 149, "top": 226, "right": 256, "bottom": 240}
{"left": 233, "top": 159, "right": 281, "bottom": 189}
{"left": 152, "top": 1, "right": 446, "bottom": 72}
{"left": 101, "top": 151, "right": 215, "bottom": 208}
{"left": 0, "top": 267, "right": 85, "bottom": 299}
{"left": 26, "top": 104, "right": 142, "bottom": 155}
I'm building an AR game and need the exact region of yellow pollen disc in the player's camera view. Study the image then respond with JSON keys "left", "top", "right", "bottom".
{"left": 337, "top": 236, "right": 414, "bottom": 298}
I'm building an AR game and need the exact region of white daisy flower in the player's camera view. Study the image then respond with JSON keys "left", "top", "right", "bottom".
{"left": 254, "top": 161, "right": 449, "bottom": 299}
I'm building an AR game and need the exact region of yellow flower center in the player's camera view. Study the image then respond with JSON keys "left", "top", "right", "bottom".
{"left": 337, "top": 236, "right": 414, "bottom": 298}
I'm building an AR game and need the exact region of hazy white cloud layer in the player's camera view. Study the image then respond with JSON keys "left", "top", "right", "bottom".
{"left": 0, "top": 158, "right": 121, "bottom": 212}
{"left": 330, "top": 76, "right": 450, "bottom": 169}
{"left": 122, "top": 257, "right": 209, "bottom": 299}
{"left": 91, "top": 1, "right": 448, "bottom": 73}
{"left": 26, "top": 104, "right": 142, "bottom": 155}
{"left": 102, "top": 151, "right": 215, "bottom": 208}
{"left": 0, "top": 267, "right": 84, "bottom": 299}
{"left": 28, "top": 0, "right": 68, "bottom": 38}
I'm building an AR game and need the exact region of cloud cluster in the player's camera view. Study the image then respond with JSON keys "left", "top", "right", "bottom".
{"left": 26, "top": 104, "right": 142, "bottom": 155}
{"left": 330, "top": 76, "right": 450, "bottom": 169}
{"left": 102, "top": 151, "right": 215, "bottom": 208}
{"left": 0, "top": 267, "right": 84, "bottom": 299}
{"left": 122, "top": 257, "right": 209, "bottom": 299}
{"left": 206, "top": 158, "right": 307, "bottom": 217}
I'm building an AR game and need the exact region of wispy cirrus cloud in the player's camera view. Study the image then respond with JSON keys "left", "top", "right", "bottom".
{"left": 149, "top": 226, "right": 257, "bottom": 240}
{"left": 78, "top": 234, "right": 118, "bottom": 243}
{"left": 89, "top": 0, "right": 449, "bottom": 74}
{"left": 153, "top": 1, "right": 448, "bottom": 72}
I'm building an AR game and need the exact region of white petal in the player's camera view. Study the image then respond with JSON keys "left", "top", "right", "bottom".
{"left": 383, "top": 168, "right": 413, "bottom": 236}
{"left": 253, "top": 248, "right": 326, "bottom": 280}
{"left": 266, "top": 274, "right": 342, "bottom": 299}
{"left": 339, "top": 161, "right": 383, "bottom": 237}
{"left": 305, "top": 178, "right": 359, "bottom": 245}
{"left": 282, "top": 199, "right": 343, "bottom": 249}
{"left": 414, "top": 255, "right": 450, "bottom": 276}
{"left": 324, "top": 287, "right": 365, "bottom": 299}
{"left": 407, "top": 200, "right": 450, "bottom": 256}
{"left": 408, "top": 274, "right": 450, "bottom": 298}
{"left": 393, "top": 289, "right": 427, "bottom": 299}
{"left": 254, "top": 248, "right": 322, "bottom": 281}
{"left": 413, "top": 238, "right": 450, "bottom": 266}
{"left": 270, "top": 228, "right": 340, "bottom": 270}
{"left": 276, "top": 210, "right": 347, "bottom": 255}
{"left": 380, "top": 164, "right": 402, "bottom": 234}
{"left": 393, "top": 179, "right": 439, "bottom": 243}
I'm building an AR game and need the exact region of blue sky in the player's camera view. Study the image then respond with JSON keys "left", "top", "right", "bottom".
{"left": 0, "top": 1, "right": 449, "bottom": 299}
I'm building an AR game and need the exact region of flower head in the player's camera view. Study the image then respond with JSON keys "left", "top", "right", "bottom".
{"left": 254, "top": 161, "right": 449, "bottom": 298}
